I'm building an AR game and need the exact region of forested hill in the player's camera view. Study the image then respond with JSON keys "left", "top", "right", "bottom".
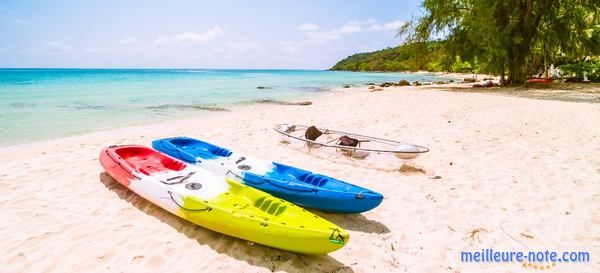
{"left": 330, "top": 41, "right": 457, "bottom": 72}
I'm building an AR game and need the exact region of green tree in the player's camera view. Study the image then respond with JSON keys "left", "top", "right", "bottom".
{"left": 330, "top": 41, "right": 453, "bottom": 72}
{"left": 401, "top": 0, "right": 600, "bottom": 85}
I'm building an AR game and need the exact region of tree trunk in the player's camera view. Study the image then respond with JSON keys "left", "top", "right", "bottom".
{"left": 500, "top": 62, "right": 506, "bottom": 86}
{"left": 504, "top": 0, "right": 543, "bottom": 85}
{"left": 508, "top": 60, "right": 527, "bottom": 84}
{"left": 544, "top": 55, "right": 548, "bottom": 78}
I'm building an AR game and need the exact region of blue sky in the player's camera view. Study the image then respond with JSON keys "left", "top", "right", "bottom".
{"left": 0, "top": 1, "right": 422, "bottom": 69}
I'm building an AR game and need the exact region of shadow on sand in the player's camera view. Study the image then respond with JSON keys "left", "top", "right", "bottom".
{"left": 99, "top": 172, "right": 353, "bottom": 273}
{"left": 310, "top": 210, "right": 390, "bottom": 234}
{"left": 430, "top": 84, "right": 600, "bottom": 103}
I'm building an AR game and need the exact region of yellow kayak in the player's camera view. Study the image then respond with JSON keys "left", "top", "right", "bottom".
{"left": 100, "top": 145, "right": 349, "bottom": 254}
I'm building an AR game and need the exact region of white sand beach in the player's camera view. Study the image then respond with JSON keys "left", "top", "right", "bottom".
{"left": 1, "top": 85, "right": 599, "bottom": 273}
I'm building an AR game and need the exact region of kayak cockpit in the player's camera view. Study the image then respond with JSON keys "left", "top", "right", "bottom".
{"left": 112, "top": 145, "right": 186, "bottom": 175}
{"left": 269, "top": 163, "right": 329, "bottom": 187}
{"left": 167, "top": 137, "right": 232, "bottom": 160}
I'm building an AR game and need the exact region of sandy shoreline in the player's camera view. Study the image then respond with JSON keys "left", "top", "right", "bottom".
{"left": 1, "top": 85, "right": 599, "bottom": 272}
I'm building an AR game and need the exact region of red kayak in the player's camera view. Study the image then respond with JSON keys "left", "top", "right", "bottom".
{"left": 527, "top": 78, "right": 553, "bottom": 83}
{"left": 99, "top": 145, "right": 188, "bottom": 186}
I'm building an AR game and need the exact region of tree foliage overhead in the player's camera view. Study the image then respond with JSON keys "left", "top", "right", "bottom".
{"left": 401, "top": 0, "right": 600, "bottom": 84}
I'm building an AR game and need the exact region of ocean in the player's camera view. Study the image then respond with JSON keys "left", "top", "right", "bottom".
{"left": 0, "top": 69, "right": 453, "bottom": 146}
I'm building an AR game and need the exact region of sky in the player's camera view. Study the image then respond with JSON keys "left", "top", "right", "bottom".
{"left": 0, "top": 0, "right": 422, "bottom": 69}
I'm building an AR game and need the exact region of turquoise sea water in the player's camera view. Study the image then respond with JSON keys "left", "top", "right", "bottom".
{"left": 0, "top": 69, "right": 453, "bottom": 147}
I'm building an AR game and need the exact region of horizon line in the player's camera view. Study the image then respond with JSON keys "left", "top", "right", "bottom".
{"left": 0, "top": 67, "right": 333, "bottom": 71}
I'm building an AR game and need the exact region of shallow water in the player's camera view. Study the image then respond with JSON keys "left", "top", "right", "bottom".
{"left": 0, "top": 69, "right": 452, "bottom": 146}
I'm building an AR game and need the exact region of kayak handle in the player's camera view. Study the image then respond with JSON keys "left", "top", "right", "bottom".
{"left": 226, "top": 170, "right": 245, "bottom": 181}
{"left": 104, "top": 149, "right": 141, "bottom": 180}
{"left": 161, "top": 172, "right": 196, "bottom": 185}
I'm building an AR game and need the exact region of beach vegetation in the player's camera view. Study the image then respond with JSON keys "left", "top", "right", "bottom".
{"left": 558, "top": 60, "right": 600, "bottom": 81}
{"left": 332, "top": 41, "right": 463, "bottom": 72}
{"left": 332, "top": 1, "right": 600, "bottom": 86}
{"left": 400, "top": 0, "right": 600, "bottom": 85}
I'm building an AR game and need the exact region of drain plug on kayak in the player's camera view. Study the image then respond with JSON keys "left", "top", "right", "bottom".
{"left": 185, "top": 183, "right": 203, "bottom": 190}
{"left": 238, "top": 165, "right": 251, "bottom": 170}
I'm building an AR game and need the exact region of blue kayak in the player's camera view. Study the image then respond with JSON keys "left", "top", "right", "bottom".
{"left": 152, "top": 137, "right": 383, "bottom": 213}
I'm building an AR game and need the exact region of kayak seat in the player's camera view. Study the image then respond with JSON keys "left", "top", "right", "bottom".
{"left": 169, "top": 137, "right": 232, "bottom": 159}
{"left": 213, "top": 147, "right": 232, "bottom": 157}
{"left": 133, "top": 157, "right": 186, "bottom": 175}
{"left": 254, "top": 196, "right": 287, "bottom": 216}
{"left": 187, "top": 146, "right": 232, "bottom": 159}
{"left": 298, "top": 173, "right": 328, "bottom": 187}
{"left": 136, "top": 161, "right": 164, "bottom": 175}
{"left": 164, "top": 159, "right": 186, "bottom": 171}
{"left": 114, "top": 146, "right": 186, "bottom": 175}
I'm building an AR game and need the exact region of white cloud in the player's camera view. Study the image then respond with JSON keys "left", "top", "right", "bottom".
{"left": 281, "top": 19, "right": 406, "bottom": 55}
{"left": 299, "top": 23, "right": 319, "bottom": 31}
{"left": 119, "top": 38, "right": 136, "bottom": 45}
{"left": 225, "top": 38, "right": 261, "bottom": 52}
{"left": 154, "top": 25, "right": 225, "bottom": 46}
{"left": 306, "top": 30, "right": 341, "bottom": 44}
{"left": 39, "top": 40, "right": 73, "bottom": 53}
{"left": 369, "top": 20, "right": 405, "bottom": 31}
{"left": 14, "top": 18, "right": 25, "bottom": 24}
{"left": 340, "top": 22, "right": 362, "bottom": 33}
{"left": 300, "top": 20, "right": 369, "bottom": 44}
{"left": 285, "top": 20, "right": 376, "bottom": 52}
